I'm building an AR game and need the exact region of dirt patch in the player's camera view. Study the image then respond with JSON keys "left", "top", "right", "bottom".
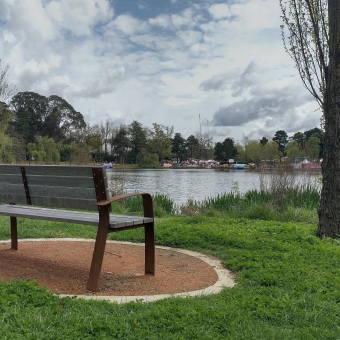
{"left": 0, "top": 240, "right": 218, "bottom": 296}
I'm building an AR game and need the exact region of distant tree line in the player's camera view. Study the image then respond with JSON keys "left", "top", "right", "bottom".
{"left": 0, "top": 90, "right": 323, "bottom": 166}
{"left": 1, "top": 91, "right": 218, "bottom": 165}
{"left": 215, "top": 128, "right": 323, "bottom": 164}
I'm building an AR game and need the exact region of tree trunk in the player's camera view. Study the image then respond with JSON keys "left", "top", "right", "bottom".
{"left": 318, "top": 0, "right": 340, "bottom": 238}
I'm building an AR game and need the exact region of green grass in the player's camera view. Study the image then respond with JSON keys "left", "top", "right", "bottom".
{"left": 0, "top": 213, "right": 340, "bottom": 339}
{"left": 111, "top": 193, "right": 177, "bottom": 217}
{"left": 109, "top": 187, "right": 320, "bottom": 223}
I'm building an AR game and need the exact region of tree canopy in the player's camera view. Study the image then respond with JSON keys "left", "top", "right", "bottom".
{"left": 10, "top": 92, "right": 86, "bottom": 144}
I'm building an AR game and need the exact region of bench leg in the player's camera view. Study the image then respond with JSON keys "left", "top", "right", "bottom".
{"left": 10, "top": 216, "right": 18, "bottom": 250}
{"left": 87, "top": 223, "right": 109, "bottom": 292}
{"left": 144, "top": 223, "right": 155, "bottom": 275}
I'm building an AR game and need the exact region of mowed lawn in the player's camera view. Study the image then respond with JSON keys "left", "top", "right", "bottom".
{"left": 0, "top": 215, "right": 339, "bottom": 339}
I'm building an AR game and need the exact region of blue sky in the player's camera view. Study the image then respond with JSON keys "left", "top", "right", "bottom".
{"left": 0, "top": 0, "right": 320, "bottom": 143}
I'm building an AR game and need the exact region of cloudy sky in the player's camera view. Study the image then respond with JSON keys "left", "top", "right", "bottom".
{"left": 0, "top": 0, "right": 321, "bottom": 143}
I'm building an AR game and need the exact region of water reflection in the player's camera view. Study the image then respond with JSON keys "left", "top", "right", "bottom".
{"left": 106, "top": 168, "right": 320, "bottom": 206}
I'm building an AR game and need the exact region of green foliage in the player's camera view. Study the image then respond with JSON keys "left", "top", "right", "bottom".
{"left": 0, "top": 103, "right": 17, "bottom": 163}
{"left": 186, "top": 135, "right": 200, "bottom": 159}
{"left": 59, "top": 141, "right": 92, "bottom": 164}
{"left": 171, "top": 132, "right": 187, "bottom": 162}
{"left": 10, "top": 91, "right": 86, "bottom": 145}
{"left": 128, "top": 120, "right": 148, "bottom": 163}
{"left": 272, "top": 130, "right": 288, "bottom": 156}
{"left": 286, "top": 140, "right": 303, "bottom": 160}
{"left": 147, "top": 123, "right": 174, "bottom": 161}
{"left": 244, "top": 140, "right": 262, "bottom": 163}
{"left": 28, "top": 137, "right": 60, "bottom": 164}
{"left": 214, "top": 138, "right": 237, "bottom": 162}
{"left": 1, "top": 216, "right": 340, "bottom": 338}
{"left": 108, "top": 183, "right": 319, "bottom": 223}
{"left": 111, "top": 125, "right": 130, "bottom": 164}
{"left": 305, "top": 136, "right": 321, "bottom": 161}
{"left": 136, "top": 152, "right": 159, "bottom": 168}
{"left": 178, "top": 186, "right": 319, "bottom": 222}
{"left": 0, "top": 131, "right": 15, "bottom": 163}
{"left": 111, "top": 193, "right": 177, "bottom": 217}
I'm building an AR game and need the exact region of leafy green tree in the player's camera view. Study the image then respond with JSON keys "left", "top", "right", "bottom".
{"left": 147, "top": 123, "right": 173, "bottom": 161}
{"left": 261, "top": 141, "right": 281, "bottom": 162}
{"left": 245, "top": 140, "right": 262, "bottom": 164}
{"left": 0, "top": 103, "right": 15, "bottom": 163}
{"left": 304, "top": 127, "right": 322, "bottom": 140}
{"left": 171, "top": 132, "right": 187, "bottom": 163}
{"left": 10, "top": 92, "right": 86, "bottom": 144}
{"left": 305, "top": 136, "right": 321, "bottom": 161}
{"left": 136, "top": 152, "right": 159, "bottom": 168}
{"left": 304, "top": 127, "right": 324, "bottom": 158}
{"left": 292, "top": 132, "right": 305, "bottom": 149}
{"left": 186, "top": 135, "right": 200, "bottom": 159}
{"left": 235, "top": 144, "right": 246, "bottom": 163}
{"left": 128, "top": 121, "right": 147, "bottom": 163}
{"left": 111, "top": 125, "right": 130, "bottom": 164}
{"left": 28, "top": 137, "right": 60, "bottom": 164}
{"left": 213, "top": 142, "right": 224, "bottom": 161}
{"left": 44, "top": 95, "right": 86, "bottom": 142}
{"left": 272, "top": 130, "right": 288, "bottom": 157}
{"left": 286, "top": 140, "right": 304, "bottom": 160}
{"left": 59, "top": 141, "right": 91, "bottom": 164}
{"left": 260, "top": 137, "right": 268, "bottom": 146}
{"left": 222, "top": 138, "right": 238, "bottom": 160}
{"left": 214, "top": 138, "right": 237, "bottom": 162}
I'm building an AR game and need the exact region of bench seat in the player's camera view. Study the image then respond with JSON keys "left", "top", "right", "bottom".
{"left": 0, "top": 205, "right": 153, "bottom": 229}
{"left": 0, "top": 165, "right": 155, "bottom": 292}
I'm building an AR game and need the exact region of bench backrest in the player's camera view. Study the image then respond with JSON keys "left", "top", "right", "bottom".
{"left": 0, "top": 165, "right": 110, "bottom": 211}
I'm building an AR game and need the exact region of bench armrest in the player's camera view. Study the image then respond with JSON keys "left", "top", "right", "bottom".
{"left": 96, "top": 192, "right": 154, "bottom": 218}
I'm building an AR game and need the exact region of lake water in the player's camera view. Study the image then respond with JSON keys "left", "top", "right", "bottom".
{"left": 106, "top": 168, "right": 321, "bottom": 206}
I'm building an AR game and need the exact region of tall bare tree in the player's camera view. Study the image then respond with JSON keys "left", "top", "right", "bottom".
{"left": 280, "top": 0, "right": 340, "bottom": 237}
{"left": 0, "top": 60, "right": 17, "bottom": 103}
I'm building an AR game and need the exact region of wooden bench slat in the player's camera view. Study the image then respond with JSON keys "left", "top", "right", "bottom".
{"left": 29, "top": 186, "right": 96, "bottom": 200}
{"left": 24, "top": 165, "right": 99, "bottom": 177}
{"left": 0, "top": 193, "right": 28, "bottom": 205}
{"left": 0, "top": 165, "right": 22, "bottom": 175}
{"left": 0, "top": 183, "right": 27, "bottom": 197}
{"left": 26, "top": 175, "right": 95, "bottom": 188}
{"left": 0, "top": 205, "right": 153, "bottom": 228}
{"left": 29, "top": 196, "right": 99, "bottom": 211}
{"left": 0, "top": 174, "right": 24, "bottom": 185}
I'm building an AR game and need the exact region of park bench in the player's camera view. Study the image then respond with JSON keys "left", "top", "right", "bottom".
{"left": 0, "top": 165, "right": 155, "bottom": 292}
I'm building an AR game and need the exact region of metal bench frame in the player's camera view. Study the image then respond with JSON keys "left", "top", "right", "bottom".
{"left": 0, "top": 165, "right": 155, "bottom": 292}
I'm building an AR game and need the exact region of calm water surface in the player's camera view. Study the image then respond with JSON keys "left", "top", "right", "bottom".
{"left": 107, "top": 168, "right": 320, "bottom": 206}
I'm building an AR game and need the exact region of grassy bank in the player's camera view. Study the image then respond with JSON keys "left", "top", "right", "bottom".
{"left": 0, "top": 209, "right": 340, "bottom": 338}
{"left": 112, "top": 186, "right": 319, "bottom": 224}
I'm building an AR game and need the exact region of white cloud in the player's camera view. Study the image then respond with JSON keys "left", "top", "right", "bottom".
{"left": 171, "top": 9, "right": 197, "bottom": 29}
{"left": 46, "top": 0, "right": 113, "bottom": 36}
{"left": 0, "top": 0, "right": 321, "bottom": 144}
{"left": 4, "top": 0, "right": 56, "bottom": 40}
{"left": 208, "top": 3, "right": 231, "bottom": 20}
{"left": 72, "top": 67, "right": 125, "bottom": 98}
{"left": 149, "top": 14, "right": 172, "bottom": 29}
{"left": 109, "top": 14, "right": 149, "bottom": 36}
